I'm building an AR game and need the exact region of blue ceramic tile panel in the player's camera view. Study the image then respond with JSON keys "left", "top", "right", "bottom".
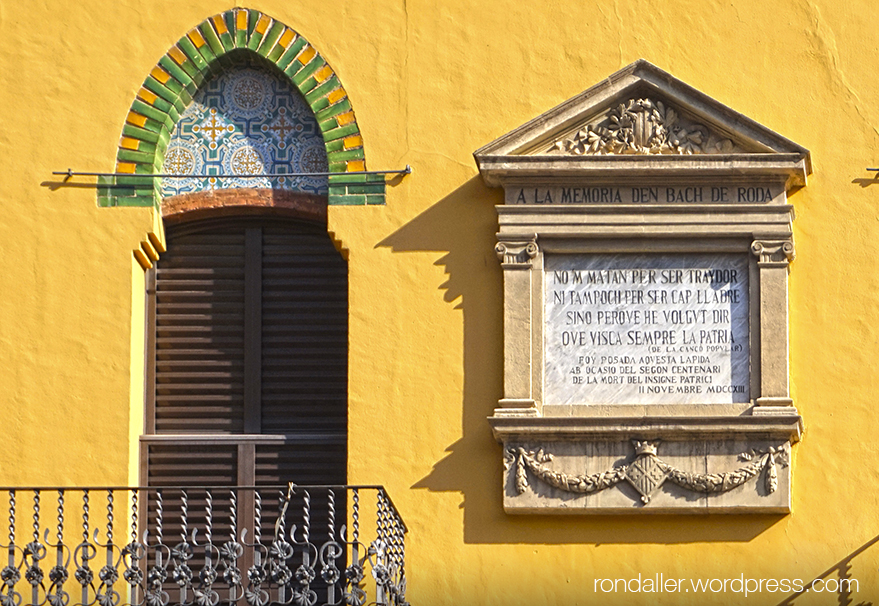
{"left": 161, "top": 61, "right": 328, "bottom": 197}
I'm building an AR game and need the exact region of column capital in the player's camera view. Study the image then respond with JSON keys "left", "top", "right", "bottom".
{"left": 751, "top": 239, "right": 794, "bottom": 266}
{"left": 496, "top": 236, "right": 538, "bottom": 269}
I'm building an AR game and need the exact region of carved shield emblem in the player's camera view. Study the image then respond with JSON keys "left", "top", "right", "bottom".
{"left": 625, "top": 454, "right": 669, "bottom": 504}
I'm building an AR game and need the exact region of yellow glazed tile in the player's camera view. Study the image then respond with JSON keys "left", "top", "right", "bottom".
{"left": 278, "top": 29, "right": 296, "bottom": 49}
{"left": 150, "top": 66, "right": 170, "bottom": 84}
{"left": 255, "top": 14, "right": 271, "bottom": 35}
{"left": 343, "top": 135, "right": 363, "bottom": 150}
{"left": 211, "top": 15, "right": 228, "bottom": 35}
{"left": 314, "top": 65, "right": 334, "bottom": 83}
{"left": 168, "top": 46, "right": 187, "bottom": 65}
{"left": 120, "top": 137, "right": 140, "bottom": 151}
{"left": 336, "top": 111, "right": 355, "bottom": 127}
{"left": 125, "top": 112, "right": 148, "bottom": 127}
{"left": 327, "top": 88, "right": 347, "bottom": 105}
{"left": 137, "top": 88, "right": 158, "bottom": 104}
{"left": 297, "top": 45, "right": 316, "bottom": 65}
{"left": 187, "top": 28, "right": 206, "bottom": 48}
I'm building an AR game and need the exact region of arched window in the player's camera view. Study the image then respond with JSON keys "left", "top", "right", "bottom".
{"left": 103, "top": 8, "right": 380, "bottom": 211}
{"left": 131, "top": 41, "right": 355, "bottom": 599}
{"left": 108, "top": 10, "right": 388, "bottom": 600}
{"left": 138, "top": 45, "right": 350, "bottom": 493}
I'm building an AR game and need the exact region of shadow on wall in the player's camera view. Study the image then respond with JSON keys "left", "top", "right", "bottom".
{"left": 851, "top": 175, "right": 879, "bottom": 188}
{"left": 378, "top": 175, "right": 785, "bottom": 545}
{"left": 776, "top": 533, "right": 879, "bottom": 606}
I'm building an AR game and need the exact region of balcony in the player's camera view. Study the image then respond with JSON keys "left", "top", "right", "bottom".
{"left": 0, "top": 485, "right": 407, "bottom": 606}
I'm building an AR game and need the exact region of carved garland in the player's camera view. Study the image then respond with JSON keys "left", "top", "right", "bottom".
{"left": 551, "top": 98, "right": 737, "bottom": 156}
{"left": 505, "top": 441, "right": 789, "bottom": 504}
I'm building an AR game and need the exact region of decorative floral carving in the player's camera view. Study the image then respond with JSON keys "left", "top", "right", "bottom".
{"left": 294, "top": 564, "right": 315, "bottom": 585}
{"left": 510, "top": 448, "right": 628, "bottom": 495}
{"left": 344, "top": 564, "right": 364, "bottom": 585}
{"left": 244, "top": 587, "right": 269, "bottom": 606}
{"left": 48, "top": 565, "right": 68, "bottom": 585}
{"left": 508, "top": 441, "right": 789, "bottom": 505}
{"left": 550, "top": 98, "right": 736, "bottom": 156}
{"left": 766, "top": 453, "right": 778, "bottom": 493}
{"left": 122, "top": 567, "right": 143, "bottom": 586}
{"left": 99, "top": 565, "right": 119, "bottom": 585}
{"left": 658, "top": 457, "right": 763, "bottom": 494}
{"left": 171, "top": 563, "right": 192, "bottom": 587}
{"left": 47, "top": 590, "right": 69, "bottom": 606}
{"left": 24, "top": 565, "right": 43, "bottom": 587}
{"left": 145, "top": 588, "right": 168, "bottom": 606}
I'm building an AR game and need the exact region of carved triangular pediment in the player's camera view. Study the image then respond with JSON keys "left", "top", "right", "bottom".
{"left": 474, "top": 60, "right": 811, "bottom": 188}
{"left": 537, "top": 95, "right": 755, "bottom": 156}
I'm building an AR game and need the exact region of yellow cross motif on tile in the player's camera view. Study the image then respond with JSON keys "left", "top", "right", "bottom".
{"left": 269, "top": 113, "right": 294, "bottom": 140}
{"left": 193, "top": 108, "right": 234, "bottom": 148}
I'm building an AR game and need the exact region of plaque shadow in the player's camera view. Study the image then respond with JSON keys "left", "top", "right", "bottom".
{"left": 377, "top": 176, "right": 785, "bottom": 545}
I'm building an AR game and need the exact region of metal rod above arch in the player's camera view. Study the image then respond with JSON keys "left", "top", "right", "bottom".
{"left": 56, "top": 166, "right": 412, "bottom": 180}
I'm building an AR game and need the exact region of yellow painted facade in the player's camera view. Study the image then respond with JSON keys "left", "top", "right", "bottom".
{"left": 1, "top": 0, "right": 879, "bottom": 604}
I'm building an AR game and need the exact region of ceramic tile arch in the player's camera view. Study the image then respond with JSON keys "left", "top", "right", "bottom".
{"left": 100, "top": 8, "right": 383, "bottom": 208}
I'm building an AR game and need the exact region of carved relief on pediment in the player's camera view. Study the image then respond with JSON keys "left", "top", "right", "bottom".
{"left": 546, "top": 98, "right": 739, "bottom": 156}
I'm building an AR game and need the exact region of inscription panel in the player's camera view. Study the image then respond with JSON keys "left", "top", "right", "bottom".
{"left": 505, "top": 183, "right": 783, "bottom": 205}
{"left": 544, "top": 254, "right": 749, "bottom": 405}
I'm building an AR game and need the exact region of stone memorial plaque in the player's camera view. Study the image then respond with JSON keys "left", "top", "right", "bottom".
{"left": 544, "top": 253, "right": 749, "bottom": 405}
{"left": 479, "top": 61, "right": 804, "bottom": 512}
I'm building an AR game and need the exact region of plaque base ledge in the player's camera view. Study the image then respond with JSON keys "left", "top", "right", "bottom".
{"left": 503, "top": 504, "right": 791, "bottom": 516}
{"left": 755, "top": 397, "right": 794, "bottom": 407}
{"left": 489, "top": 412, "right": 802, "bottom": 443}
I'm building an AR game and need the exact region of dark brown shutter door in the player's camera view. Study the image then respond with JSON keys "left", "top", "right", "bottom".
{"left": 260, "top": 227, "right": 348, "bottom": 436}
{"left": 143, "top": 444, "right": 238, "bottom": 554}
{"left": 146, "top": 444, "right": 239, "bottom": 486}
{"left": 257, "top": 227, "right": 348, "bottom": 485}
{"left": 154, "top": 228, "right": 247, "bottom": 434}
{"left": 146, "top": 217, "right": 347, "bottom": 488}
{"left": 255, "top": 441, "right": 346, "bottom": 485}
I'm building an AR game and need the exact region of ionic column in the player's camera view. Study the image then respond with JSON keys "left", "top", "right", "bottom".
{"left": 751, "top": 238, "right": 794, "bottom": 406}
{"left": 495, "top": 236, "right": 538, "bottom": 415}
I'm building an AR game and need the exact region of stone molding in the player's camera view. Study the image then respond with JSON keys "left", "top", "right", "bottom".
{"left": 506, "top": 440, "right": 790, "bottom": 505}
{"left": 488, "top": 412, "right": 803, "bottom": 443}
{"left": 474, "top": 60, "right": 811, "bottom": 189}
{"left": 497, "top": 203, "right": 794, "bottom": 242}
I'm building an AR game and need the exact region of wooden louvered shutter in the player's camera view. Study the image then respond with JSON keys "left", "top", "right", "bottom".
{"left": 142, "top": 217, "right": 347, "bottom": 489}
{"left": 150, "top": 227, "right": 247, "bottom": 435}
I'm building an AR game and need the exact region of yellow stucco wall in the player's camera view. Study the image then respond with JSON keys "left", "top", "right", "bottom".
{"left": 1, "top": 0, "right": 878, "bottom": 604}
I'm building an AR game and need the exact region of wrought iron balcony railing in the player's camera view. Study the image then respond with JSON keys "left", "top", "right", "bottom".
{"left": 0, "top": 485, "right": 406, "bottom": 606}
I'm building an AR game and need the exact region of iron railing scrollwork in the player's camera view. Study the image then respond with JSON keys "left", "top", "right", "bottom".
{"left": 0, "top": 485, "right": 407, "bottom": 606}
